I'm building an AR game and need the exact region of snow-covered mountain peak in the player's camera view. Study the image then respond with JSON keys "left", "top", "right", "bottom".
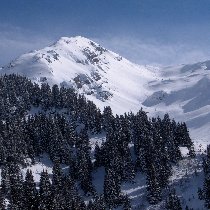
{"left": 54, "top": 36, "right": 104, "bottom": 49}
{"left": 0, "top": 36, "right": 155, "bottom": 113}
{"left": 52, "top": 36, "right": 114, "bottom": 57}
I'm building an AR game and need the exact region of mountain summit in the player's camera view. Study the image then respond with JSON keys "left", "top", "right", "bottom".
{"left": 1, "top": 36, "right": 155, "bottom": 113}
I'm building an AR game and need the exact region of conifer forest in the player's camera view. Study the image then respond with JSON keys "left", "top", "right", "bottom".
{"left": 0, "top": 74, "right": 206, "bottom": 209}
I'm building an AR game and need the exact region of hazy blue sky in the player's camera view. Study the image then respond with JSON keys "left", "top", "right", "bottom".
{"left": 0, "top": 0, "right": 210, "bottom": 66}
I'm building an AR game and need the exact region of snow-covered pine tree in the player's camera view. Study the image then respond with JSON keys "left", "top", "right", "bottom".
{"left": 104, "top": 167, "right": 121, "bottom": 208}
{"left": 23, "top": 169, "right": 38, "bottom": 209}
{"left": 165, "top": 189, "right": 182, "bottom": 210}
{"left": 39, "top": 170, "right": 52, "bottom": 210}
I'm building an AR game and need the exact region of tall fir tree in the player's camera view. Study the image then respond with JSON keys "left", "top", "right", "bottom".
{"left": 23, "top": 169, "right": 38, "bottom": 209}
{"left": 165, "top": 190, "right": 182, "bottom": 210}
{"left": 39, "top": 170, "right": 52, "bottom": 210}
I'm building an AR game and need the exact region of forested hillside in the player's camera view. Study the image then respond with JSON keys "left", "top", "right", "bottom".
{"left": 0, "top": 74, "right": 199, "bottom": 209}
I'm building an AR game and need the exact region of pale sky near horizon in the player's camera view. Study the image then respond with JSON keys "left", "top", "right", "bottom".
{"left": 0, "top": 0, "right": 210, "bottom": 66}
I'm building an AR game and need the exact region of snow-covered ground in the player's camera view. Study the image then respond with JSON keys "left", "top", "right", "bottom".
{"left": 22, "top": 153, "right": 69, "bottom": 186}
{"left": 18, "top": 134, "right": 206, "bottom": 209}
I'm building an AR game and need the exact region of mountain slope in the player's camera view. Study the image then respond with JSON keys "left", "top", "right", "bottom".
{"left": 143, "top": 61, "right": 210, "bottom": 144}
{"left": 0, "top": 36, "right": 155, "bottom": 114}
{"left": 1, "top": 36, "right": 210, "bottom": 144}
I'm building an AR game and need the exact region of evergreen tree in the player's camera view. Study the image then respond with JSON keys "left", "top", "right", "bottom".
{"left": 40, "top": 83, "right": 52, "bottom": 111}
{"left": 64, "top": 175, "right": 84, "bottom": 209}
{"left": 122, "top": 194, "right": 131, "bottom": 210}
{"left": 77, "top": 142, "right": 94, "bottom": 195}
{"left": 197, "top": 187, "right": 204, "bottom": 200}
{"left": 146, "top": 163, "right": 162, "bottom": 204}
{"left": 1, "top": 164, "right": 10, "bottom": 196}
{"left": 52, "top": 84, "right": 61, "bottom": 108}
{"left": 52, "top": 161, "right": 63, "bottom": 192}
{"left": 104, "top": 167, "right": 121, "bottom": 208}
{"left": 23, "top": 169, "right": 38, "bottom": 209}
{"left": 87, "top": 195, "right": 106, "bottom": 210}
{"left": 102, "top": 106, "right": 114, "bottom": 132}
{"left": 203, "top": 174, "right": 210, "bottom": 208}
{"left": 9, "top": 163, "right": 24, "bottom": 209}
{"left": 202, "top": 145, "right": 210, "bottom": 208}
{"left": 165, "top": 190, "right": 182, "bottom": 210}
{"left": 39, "top": 170, "right": 52, "bottom": 210}
{"left": 0, "top": 188, "right": 6, "bottom": 210}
